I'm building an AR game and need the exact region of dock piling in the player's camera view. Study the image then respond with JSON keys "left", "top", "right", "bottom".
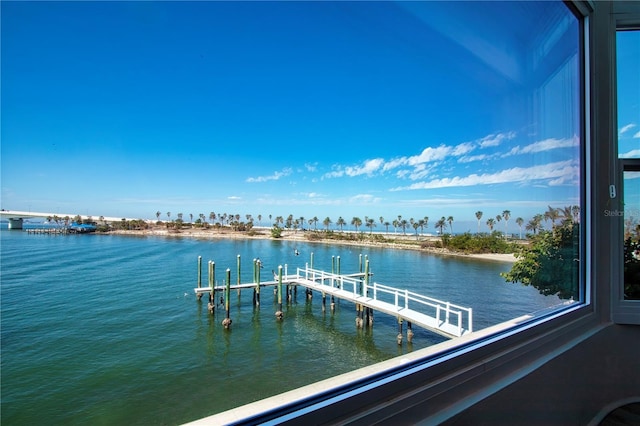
{"left": 237, "top": 255, "right": 241, "bottom": 297}
{"left": 222, "top": 269, "right": 232, "bottom": 329}
{"left": 197, "top": 256, "right": 203, "bottom": 300}
{"left": 275, "top": 266, "right": 283, "bottom": 320}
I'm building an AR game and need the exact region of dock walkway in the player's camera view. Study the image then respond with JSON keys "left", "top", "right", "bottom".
{"left": 194, "top": 265, "right": 472, "bottom": 339}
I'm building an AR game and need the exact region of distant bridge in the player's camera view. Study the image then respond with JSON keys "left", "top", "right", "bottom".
{"left": 0, "top": 210, "right": 141, "bottom": 230}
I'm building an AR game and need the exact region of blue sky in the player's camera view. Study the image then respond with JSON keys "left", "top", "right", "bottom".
{"left": 1, "top": 1, "right": 632, "bottom": 232}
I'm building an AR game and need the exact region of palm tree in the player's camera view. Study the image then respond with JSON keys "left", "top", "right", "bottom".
{"left": 413, "top": 222, "right": 420, "bottom": 238}
{"left": 311, "top": 216, "right": 319, "bottom": 230}
{"left": 435, "top": 217, "right": 447, "bottom": 235}
{"left": 400, "top": 219, "right": 409, "bottom": 235}
{"left": 559, "top": 206, "right": 574, "bottom": 226}
{"left": 156, "top": 211, "right": 161, "bottom": 221}
{"left": 384, "top": 221, "right": 391, "bottom": 233}
{"left": 336, "top": 216, "right": 346, "bottom": 232}
{"left": 299, "top": 216, "right": 305, "bottom": 231}
{"left": 447, "top": 216, "right": 454, "bottom": 235}
{"left": 486, "top": 217, "right": 496, "bottom": 232}
{"left": 366, "top": 217, "right": 376, "bottom": 234}
{"left": 534, "top": 213, "right": 544, "bottom": 232}
{"left": 516, "top": 217, "right": 524, "bottom": 239}
{"left": 166, "top": 212, "right": 171, "bottom": 221}
{"left": 257, "top": 214, "right": 262, "bottom": 226}
{"left": 209, "top": 212, "right": 216, "bottom": 224}
{"left": 323, "top": 217, "right": 332, "bottom": 231}
{"left": 475, "top": 211, "right": 483, "bottom": 234}
{"left": 526, "top": 218, "right": 539, "bottom": 234}
{"left": 495, "top": 214, "right": 502, "bottom": 234}
{"left": 502, "top": 210, "right": 511, "bottom": 237}
{"left": 545, "top": 206, "right": 560, "bottom": 227}
{"left": 423, "top": 216, "right": 429, "bottom": 230}
{"left": 351, "top": 217, "right": 362, "bottom": 232}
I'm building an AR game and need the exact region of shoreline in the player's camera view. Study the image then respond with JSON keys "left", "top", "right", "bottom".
{"left": 105, "top": 227, "right": 517, "bottom": 263}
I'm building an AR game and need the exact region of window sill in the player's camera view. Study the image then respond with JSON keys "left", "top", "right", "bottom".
{"left": 186, "top": 302, "right": 600, "bottom": 425}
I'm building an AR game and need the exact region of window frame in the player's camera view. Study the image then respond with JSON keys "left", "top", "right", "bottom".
{"left": 185, "top": 2, "right": 635, "bottom": 424}
{"left": 615, "top": 158, "right": 640, "bottom": 322}
{"left": 612, "top": 15, "right": 640, "bottom": 324}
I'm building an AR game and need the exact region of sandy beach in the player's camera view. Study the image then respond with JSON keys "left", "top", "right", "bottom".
{"left": 107, "top": 226, "right": 517, "bottom": 263}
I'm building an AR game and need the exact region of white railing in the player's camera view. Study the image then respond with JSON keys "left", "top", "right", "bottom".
{"left": 297, "top": 266, "right": 472, "bottom": 336}
{"left": 372, "top": 283, "right": 473, "bottom": 335}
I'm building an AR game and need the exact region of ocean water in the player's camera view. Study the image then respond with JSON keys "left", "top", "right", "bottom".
{"left": 0, "top": 229, "right": 562, "bottom": 425}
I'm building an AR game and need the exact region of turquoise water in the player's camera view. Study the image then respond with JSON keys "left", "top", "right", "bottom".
{"left": 0, "top": 229, "right": 561, "bottom": 425}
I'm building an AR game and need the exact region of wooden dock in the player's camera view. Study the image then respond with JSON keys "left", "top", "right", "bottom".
{"left": 193, "top": 257, "right": 473, "bottom": 339}
{"left": 25, "top": 228, "right": 69, "bottom": 235}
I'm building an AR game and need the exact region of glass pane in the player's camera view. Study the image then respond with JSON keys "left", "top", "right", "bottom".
{"left": 617, "top": 31, "right": 640, "bottom": 158}
{"left": 624, "top": 168, "right": 640, "bottom": 299}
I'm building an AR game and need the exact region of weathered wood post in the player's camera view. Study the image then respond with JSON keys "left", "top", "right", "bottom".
{"left": 208, "top": 261, "right": 215, "bottom": 314}
{"left": 252, "top": 258, "right": 257, "bottom": 305}
{"left": 253, "top": 258, "right": 261, "bottom": 306}
{"left": 284, "top": 264, "right": 291, "bottom": 302}
{"left": 275, "top": 265, "right": 284, "bottom": 320}
{"left": 197, "top": 256, "right": 203, "bottom": 300}
{"left": 237, "top": 255, "right": 241, "bottom": 297}
{"left": 222, "top": 269, "right": 232, "bottom": 329}
{"left": 407, "top": 321, "right": 414, "bottom": 343}
{"left": 397, "top": 317, "right": 403, "bottom": 345}
{"left": 330, "top": 256, "right": 336, "bottom": 311}
{"left": 365, "top": 259, "right": 373, "bottom": 326}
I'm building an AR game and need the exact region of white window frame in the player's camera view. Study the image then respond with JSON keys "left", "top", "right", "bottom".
{"left": 614, "top": 158, "right": 640, "bottom": 324}
{"left": 612, "top": 6, "right": 640, "bottom": 325}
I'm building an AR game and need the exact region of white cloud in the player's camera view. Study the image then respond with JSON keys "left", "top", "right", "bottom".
{"left": 620, "top": 149, "right": 640, "bottom": 159}
{"left": 324, "top": 130, "right": 519, "bottom": 180}
{"left": 348, "top": 194, "right": 381, "bottom": 204}
{"left": 619, "top": 123, "right": 636, "bottom": 136}
{"left": 458, "top": 154, "right": 490, "bottom": 163}
{"left": 505, "top": 136, "right": 578, "bottom": 156}
{"left": 345, "top": 158, "right": 384, "bottom": 177}
{"left": 452, "top": 142, "right": 475, "bottom": 156}
{"left": 479, "top": 131, "right": 516, "bottom": 148}
{"left": 634, "top": 131, "right": 640, "bottom": 138}
{"left": 407, "top": 145, "right": 451, "bottom": 165}
{"left": 390, "top": 160, "right": 578, "bottom": 191}
{"left": 246, "top": 168, "right": 292, "bottom": 183}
